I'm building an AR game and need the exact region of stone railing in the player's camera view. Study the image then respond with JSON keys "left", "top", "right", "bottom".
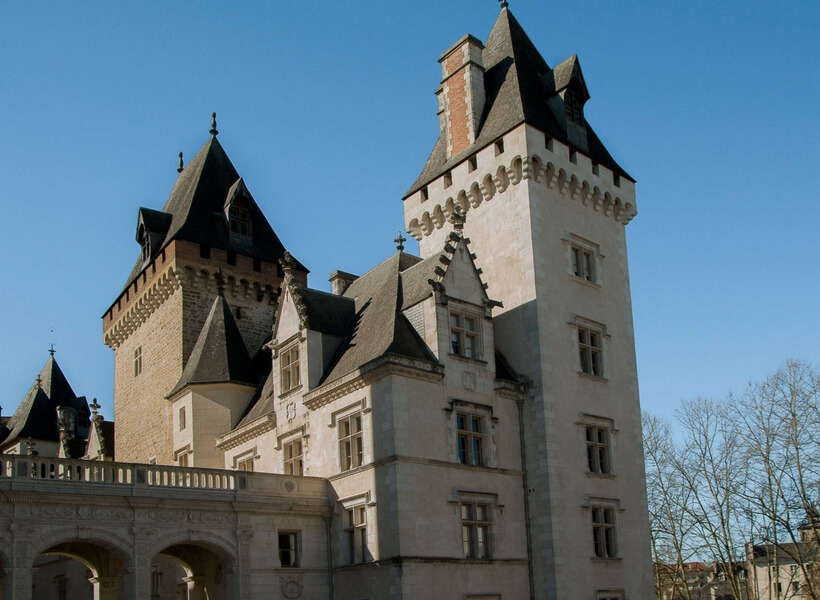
{"left": 0, "top": 455, "right": 330, "bottom": 501}
{"left": 0, "top": 455, "right": 235, "bottom": 490}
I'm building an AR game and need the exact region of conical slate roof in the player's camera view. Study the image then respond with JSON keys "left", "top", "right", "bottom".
{"left": 122, "top": 134, "right": 304, "bottom": 291}
{"left": 1, "top": 356, "right": 87, "bottom": 446}
{"left": 167, "top": 293, "right": 260, "bottom": 397}
{"left": 406, "top": 7, "right": 630, "bottom": 197}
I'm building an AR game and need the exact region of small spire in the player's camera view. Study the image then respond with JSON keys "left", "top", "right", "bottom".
{"left": 177, "top": 152, "right": 184, "bottom": 173}
{"left": 214, "top": 269, "right": 225, "bottom": 296}
{"left": 49, "top": 327, "right": 55, "bottom": 357}
{"left": 394, "top": 231, "right": 407, "bottom": 252}
{"left": 210, "top": 112, "right": 219, "bottom": 136}
{"left": 90, "top": 398, "right": 101, "bottom": 419}
{"left": 499, "top": 0, "right": 509, "bottom": 8}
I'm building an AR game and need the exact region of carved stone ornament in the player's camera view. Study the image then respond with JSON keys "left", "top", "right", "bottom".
{"left": 462, "top": 371, "right": 476, "bottom": 391}
{"left": 281, "top": 576, "right": 303, "bottom": 599}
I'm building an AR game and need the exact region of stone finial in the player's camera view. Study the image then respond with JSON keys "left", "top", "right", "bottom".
{"left": 210, "top": 112, "right": 219, "bottom": 136}
{"left": 499, "top": 0, "right": 509, "bottom": 8}
{"left": 90, "top": 398, "right": 101, "bottom": 419}
{"left": 394, "top": 231, "right": 406, "bottom": 252}
{"left": 177, "top": 152, "right": 184, "bottom": 173}
{"left": 49, "top": 327, "right": 55, "bottom": 357}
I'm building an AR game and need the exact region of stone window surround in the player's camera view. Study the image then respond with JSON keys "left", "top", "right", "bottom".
{"left": 274, "top": 333, "right": 305, "bottom": 399}
{"left": 577, "top": 413, "right": 618, "bottom": 479}
{"left": 569, "top": 315, "right": 609, "bottom": 382}
{"left": 231, "top": 446, "right": 258, "bottom": 472}
{"left": 448, "top": 301, "right": 485, "bottom": 362}
{"left": 338, "top": 491, "right": 373, "bottom": 565}
{"left": 276, "top": 425, "right": 309, "bottom": 476}
{"left": 328, "top": 398, "right": 370, "bottom": 473}
{"left": 444, "top": 399, "right": 499, "bottom": 468}
{"left": 173, "top": 444, "right": 192, "bottom": 466}
{"left": 581, "top": 496, "right": 623, "bottom": 561}
{"left": 277, "top": 530, "right": 300, "bottom": 568}
{"left": 561, "top": 232, "right": 604, "bottom": 288}
{"left": 446, "top": 490, "right": 502, "bottom": 560}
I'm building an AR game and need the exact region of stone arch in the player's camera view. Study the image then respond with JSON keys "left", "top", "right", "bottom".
{"left": 529, "top": 154, "right": 543, "bottom": 182}
{"left": 432, "top": 205, "right": 445, "bottom": 229}
{"left": 31, "top": 528, "right": 132, "bottom": 600}
{"left": 510, "top": 156, "right": 524, "bottom": 184}
{"left": 407, "top": 218, "right": 422, "bottom": 240}
{"left": 150, "top": 532, "right": 237, "bottom": 600}
{"left": 469, "top": 182, "right": 482, "bottom": 208}
{"left": 482, "top": 174, "right": 496, "bottom": 200}
{"left": 420, "top": 212, "right": 433, "bottom": 236}
{"left": 544, "top": 162, "right": 556, "bottom": 188}
{"left": 495, "top": 165, "right": 509, "bottom": 192}
{"left": 443, "top": 197, "right": 456, "bottom": 220}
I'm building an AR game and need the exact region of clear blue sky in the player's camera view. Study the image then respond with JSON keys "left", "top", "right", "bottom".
{"left": 1, "top": 1, "right": 817, "bottom": 423}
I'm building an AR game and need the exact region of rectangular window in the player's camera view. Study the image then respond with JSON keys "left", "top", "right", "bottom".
{"left": 468, "top": 155, "right": 478, "bottom": 172}
{"left": 578, "top": 326, "right": 603, "bottom": 377}
{"left": 545, "top": 135, "right": 554, "bottom": 151}
{"left": 494, "top": 139, "right": 504, "bottom": 155}
{"left": 444, "top": 171, "right": 453, "bottom": 188}
{"left": 134, "top": 346, "right": 143, "bottom": 376}
{"left": 613, "top": 173, "right": 621, "bottom": 187}
{"left": 591, "top": 505, "right": 617, "bottom": 558}
{"left": 278, "top": 532, "right": 298, "bottom": 567}
{"left": 461, "top": 501, "right": 491, "bottom": 558}
{"left": 177, "top": 452, "right": 189, "bottom": 467}
{"left": 253, "top": 257, "right": 261, "bottom": 272}
{"left": 345, "top": 505, "right": 368, "bottom": 564}
{"left": 450, "top": 310, "right": 480, "bottom": 359}
{"left": 151, "top": 567, "right": 162, "bottom": 597}
{"left": 237, "top": 456, "right": 254, "bottom": 472}
{"left": 570, "top": 149, "right": 578, "bottom": 164}
{"left": 284, "top": 439, "right": 303, "bottom": 475}
{"left": 456, "top": 413, "right": 485, "bottom": 466}
{"left": 339, "top": 414, "right": 363, "bottom": 471}
{"left": 421, "top": 186, "right": 429, "bottom": 202}
{"left": 179, "top": 406, "right": 186, "bottom": 431}
{"left": 571, "top": 244, "right": 596, "bottom": 282}
{"left": 227, "top": 251, "right": 237, "bottom": 266}
{"left": 56, "top": 576, "right": 68, "bottom": 600}
{"left": 280, "top": 344, "right": 300, "bottom": 393}
{"left": 586, "top": 425, "right": 610, "bottom": 474}
{"left": 200, "top": 245, "right": 211, "bottom": 259}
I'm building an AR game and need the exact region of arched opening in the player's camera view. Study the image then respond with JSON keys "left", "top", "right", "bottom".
{"left": 34, "top": 540, "right": 126, "bottom": 600}
{"left": 153, "top": 542, "right": 232, "bottom": 600}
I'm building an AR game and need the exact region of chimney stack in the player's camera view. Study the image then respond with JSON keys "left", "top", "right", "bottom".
{"left": 438, "top": 34, "right": 486, "bottom": 159}
{"left": 329, "top": 270, "right": 358, "bottom": 296}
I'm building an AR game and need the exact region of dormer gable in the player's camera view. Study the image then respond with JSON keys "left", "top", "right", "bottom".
{"left": 224, "top": 177, "right": 254, "bottom": 245}
{"left": 549, "top": 54, "right": 591, "bottom": 151}
{"left": 135, "top": 207, "right": 172, "bottom": 265}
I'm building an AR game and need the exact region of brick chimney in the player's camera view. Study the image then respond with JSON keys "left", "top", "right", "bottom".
{"left": 437, "top": 34, "right": 486, "bottom": 159}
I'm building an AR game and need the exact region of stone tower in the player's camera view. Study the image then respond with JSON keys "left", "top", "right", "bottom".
{"left": 403, "top": 7, "right": 653, "bottom": 599}
{"left": 102, "top": 127, "right": 304, "bottom": 464}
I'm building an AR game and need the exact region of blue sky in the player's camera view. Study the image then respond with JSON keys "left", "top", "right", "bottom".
{"left": 1, "top": 1, "right": 817, "bottom": 423}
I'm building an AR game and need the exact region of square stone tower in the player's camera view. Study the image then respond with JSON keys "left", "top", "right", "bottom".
{"left": 102, "top": 129, "right": 304, "bottom": 464}
{"left": 403, "top": 7, "right": 653, "bottom": 599}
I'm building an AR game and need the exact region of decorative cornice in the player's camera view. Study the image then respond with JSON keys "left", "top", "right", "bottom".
{"left": 406, "top": 153, "right": 636, "bottom": 240}
{"left": 304, "top": 354, "right": 445, "bottom": 411}
{"left": 216, "top": 413, "right": 277, "bottom": 451}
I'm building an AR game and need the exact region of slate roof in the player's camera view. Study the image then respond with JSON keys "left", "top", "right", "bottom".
{"left": 1, "top": 356, "right": 88, "bottom": 447}
{"left": 121, "top": 134, "right": 304, "bottom": 293}
{"left": 749, "top": 541, "right": 817, "bottom": 562}
{"left": 167, "top": 293, "right": 260, "bottom": 397}
{"left": 405, "top": 7, "right": 631, "bottom": 198}
{"left": 293, "top": 288, "right": 356, "bottom": 336}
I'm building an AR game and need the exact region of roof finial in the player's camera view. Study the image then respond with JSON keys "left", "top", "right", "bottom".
{"left": 90, "top": 398, "right": 101, "bottom": 419}
{"left": 215, "top": 268, "right": 225, "bottom": 296}
{"left": 49, "top": 327, "right": 55, "bottom": 357}
{"left": 499, "top": 0, "right": 509, "bottom": 9}
{"left": 394, "top": 230, "right": 406, "bottom": 252}
{"left": 210, "top": 112, "right": 219, "bottom": 136}
{"left": 177, "top": 152, "right": 184, "bottom": 173}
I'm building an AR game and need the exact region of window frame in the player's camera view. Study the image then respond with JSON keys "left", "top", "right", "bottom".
{"left": 279, "top": 343, "right": 301, "bottom": 394}
{"left": 449, "top": 306, "right": 482, "bottom": 360}
{"left": 456, "top": 412, "right": 486, "bottom": 466}
{"left": 178, "top": 406, "right": 186, "bottom": 432}
{"left": 228, "top": 204, "right": 252, "bottom": 239}
{"left": 565, "top": 234, "right": 602, "bottom": 286}
{"left": 344, "top": 504, "right": 368, "bottom": 564}
{"left": 278, "top": 531, "right": 299, "bottom": 568}
{"left": 590, "top": 503, "right": 618, "bottom": 559}
{"left": 460, "top": 500, "right": 492, "bottom": 559}
{"left": 572, "top": 317, "right": 608, "bottom": 380}
{"left": 134, "top": 346, "right": 143, "bottom": 377}
{"left": 338, "top": 412, "right": 364, "bottom": 472}
{"left": 283, "top": 437, "right": 304, "bottom": 476}
{"left": 586, "top": 424, "right": 612, "bottom": 475}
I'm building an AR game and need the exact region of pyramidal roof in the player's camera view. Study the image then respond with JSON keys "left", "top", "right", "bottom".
{"left": 1, "top": 355, "right": 85, "bottom": 445}
{"left": 406, "top": 7, "right": 630, "bottom": 197}
{"left": 122, "top": 134, "right": 303, "bottom": 291}
{"left": 167, "top": 293, "right": 259, "bottom": 397}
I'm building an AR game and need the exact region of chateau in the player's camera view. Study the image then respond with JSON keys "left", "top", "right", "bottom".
{"left": 0, "top": 6, "right": 653, "bottom": 599}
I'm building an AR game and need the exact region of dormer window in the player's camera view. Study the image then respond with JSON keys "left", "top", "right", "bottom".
{"left": 229, "top": 205, "right": 251, "bottom": 238}
{"left": 138, "top": 225, "right": 150, "bottom": 262}
{"left": 564, "top": 80, "right": 585, "bottom": 125}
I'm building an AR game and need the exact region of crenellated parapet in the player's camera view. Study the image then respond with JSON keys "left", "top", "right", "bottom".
{"left": 406, "top": 152, "right": 637, "bottom": 241}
